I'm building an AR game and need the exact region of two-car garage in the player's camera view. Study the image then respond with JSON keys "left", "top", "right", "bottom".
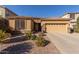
{"left": 46, "top": 23, "right": 68, "bottom": 32}
{"left": 42, "top": 18, "right": 70, "bottom": 33}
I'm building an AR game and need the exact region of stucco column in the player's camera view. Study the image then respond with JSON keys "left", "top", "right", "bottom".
{"left": 9, "top": 20, "right": 15, "bottom": 30}
{"left": 26, "top": 20, "right": 32, "bottom": 32}
{"left": 41, "top": 23, "right": 46, "bottom": 32}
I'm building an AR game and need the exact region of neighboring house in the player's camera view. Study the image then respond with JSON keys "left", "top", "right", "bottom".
{"left": 61, "top": 12, "right": 79, "bottom": 29}
{"left": 0, "top": 6, "right": 17, "bottom": 18}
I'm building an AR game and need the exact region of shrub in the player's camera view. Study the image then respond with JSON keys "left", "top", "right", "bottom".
{"left": 25, "top": 31, "right": 32, "bottom": 40}
{"left": 75, "top": 17, "right": 79, "bottom": 33}
{"left": 31, "top": 34, "right": 37, "bottom": 40}
{"left": 35, "top": 37, "right": 50, "bottom": 47}
{"left": 43, "top": 39, "right": 50, "bottom": 46}
{"left": 0, "top": 30, "right": 11, "bottom": 43}
{"left": 0, "top": 18, "right": 9, "bottom": 32}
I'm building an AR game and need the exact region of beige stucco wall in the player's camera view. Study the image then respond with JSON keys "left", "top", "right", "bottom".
{"left": 9, "top": 20, "right": 32, "bottom": 32}
{"left": 8, "top": 17, "right": 70, "bottom": 33}
{"left": 25, "top": 20, "right": 32, "bottom": 31}
{"left": 0, "top": 6, "right": 5, "bottom": 18}
{"left": 70, "top": 14, "right": 79, "bottom": 26}
{"left": 62, "top": 13, "right": 79, "bottom": 22}
{"left": 25, "top": 20, "right": 27, "bottom": 30}
{"left": 9, "top": 20, "right": 15, "bottom": 30}
{"left": 0, "top": 6, "right": 17, "bottom": 18}
{"left": 8, "top": 17, "right": 32, "bottom": 32}
{"left": 33, "top": 19, "right": 41, "bottom": 23}
{"left": 62, "top": 14, "right": 70, "bottom": 18}
{"left": 74, "top": 14, "right": 79, "bottom": 21}
{"left": 62, "top": 13, "right": 79, "bottom": 27}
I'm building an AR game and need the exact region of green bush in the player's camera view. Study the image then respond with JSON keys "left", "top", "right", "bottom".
{"left": 31, "top": 34, "right": 37, "bottom": 40}
{"left": 74, "top": 25, "right": 79, "bottom": 33}
{"left": 35, "top": 37, "right": 50, "bottom": 47}
{"left": 0, "top": 30, "right": 11, "bottom": 42}
{"left": 75, "top": 17, "right": 79, "bottom": 33}
{"left": 25, "top": 31, "right": 32, "bottom": 40}
{"left": 75, "top": 29, "right": 79, "bottom": 33}
{"left": 0, "top": 18, "right": 9, "bottom": 32}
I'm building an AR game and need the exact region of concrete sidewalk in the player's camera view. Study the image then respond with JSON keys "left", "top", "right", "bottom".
{"left": 47, "top": 32, "right": 79, "bottom": 54}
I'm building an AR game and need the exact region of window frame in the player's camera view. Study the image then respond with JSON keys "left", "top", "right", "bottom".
{"left": 15, "top": 19, "right": 25, "bottom": 30}
{"left": 70, "top": 13, "right": 75, "bottom": 19}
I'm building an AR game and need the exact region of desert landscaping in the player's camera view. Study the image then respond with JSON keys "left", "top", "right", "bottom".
{"left": 0, "top": 32, "right": 60, "bottom": 54}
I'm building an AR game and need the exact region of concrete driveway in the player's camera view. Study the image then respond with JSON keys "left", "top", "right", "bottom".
{"left": 47, "top": 32, "right": 79, "bottom": 54}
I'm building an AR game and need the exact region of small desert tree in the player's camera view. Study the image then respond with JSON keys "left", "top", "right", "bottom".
{"left": 0, "top": 16, "right": 9, "bottom": 32}
{"left": 0, "top": 16, "right": 11, "bottom": 41}
{"left": 76, "top": 17, "right": 79, "bottom": 32}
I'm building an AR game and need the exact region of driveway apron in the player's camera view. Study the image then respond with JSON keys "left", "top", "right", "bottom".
{"left": 47, "top": 32, "right": 79, "bottom": 54}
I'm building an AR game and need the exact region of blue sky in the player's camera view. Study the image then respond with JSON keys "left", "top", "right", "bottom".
{"left": 5, "top": 5, "right": 79, "bottom": 18}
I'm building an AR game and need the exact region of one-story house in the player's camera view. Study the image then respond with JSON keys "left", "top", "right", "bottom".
{"left": 7, "top": 16, "right": 70, "bottom": 33}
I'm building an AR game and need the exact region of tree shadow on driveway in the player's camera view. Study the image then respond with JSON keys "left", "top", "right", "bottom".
{"left": 0, "top": 42, "right": 33, "bottom": 54}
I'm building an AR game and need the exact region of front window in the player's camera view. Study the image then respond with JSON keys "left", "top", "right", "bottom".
{"left": 70, "top": 14, "right": 75, "bottom": 19}
{"left": 15, "top": 19, "right": 25, "bottom": 30}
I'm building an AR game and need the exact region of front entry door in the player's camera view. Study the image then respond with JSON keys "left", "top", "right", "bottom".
{"left": 34, "top": 22, "right": 41, "bottom": 32}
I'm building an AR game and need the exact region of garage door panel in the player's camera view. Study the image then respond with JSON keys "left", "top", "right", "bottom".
{"left": 46, "top": 23, "right": 67, "bottom": 32}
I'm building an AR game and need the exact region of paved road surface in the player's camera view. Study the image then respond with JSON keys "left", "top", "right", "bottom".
{"left": 47, "top": 32, "right": 79, "bottom": 54}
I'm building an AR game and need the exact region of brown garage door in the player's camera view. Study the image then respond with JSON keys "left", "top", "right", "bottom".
{"left": 46, "top": 23, "right": 68, "bottom": 32}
